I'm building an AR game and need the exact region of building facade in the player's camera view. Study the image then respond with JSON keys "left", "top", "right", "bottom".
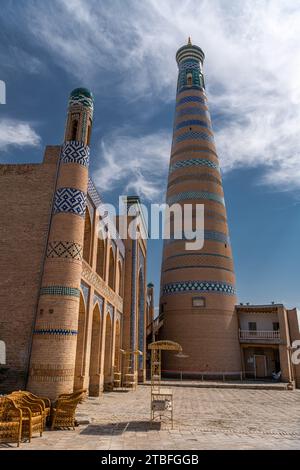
{"left": 0, "top": 88, "right": 147, "bottom": 399}
{"left": 159, "top": 39, "right": 241, "bottom": 374}
{"left": 117, "top": 196, "right": 148, "bottom": 383}
{"left": 236, "top": 303, "right": 300, "bottom": 387}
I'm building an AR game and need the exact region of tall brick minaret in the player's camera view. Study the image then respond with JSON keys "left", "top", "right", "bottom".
{"left": 27, "top": 88, "right": 93, "bottom": 398}
{"left": 160, "top": 39, "right": 241, "bottom": 374}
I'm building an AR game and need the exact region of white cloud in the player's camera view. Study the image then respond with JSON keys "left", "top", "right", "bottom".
{"left": 0, "top": 46, "right": 43, "bottom": 74}
{"left": 0, "top": 119, "right": 41, "bottom": 151}
{"left": 22, "top": 0, "right": 300, "bottom": 192}
{"left": 93, "top": 131, "right": 171, "bottom": 202}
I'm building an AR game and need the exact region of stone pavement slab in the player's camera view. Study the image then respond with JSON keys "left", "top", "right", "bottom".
{"left": 1, "top": 385, "right": 300, "bottom": 450}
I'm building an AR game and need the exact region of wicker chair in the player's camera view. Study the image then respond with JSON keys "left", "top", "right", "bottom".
{"left": 51, "top": 393, "right": 85, "bottom": 430}
{"left": 58, "top": 389, "right": 87, "bottom": 402}
{"left": 0, "top": 397, "right": 23, "bottom": 447}
{"left": 8, "top": 394, "right": 43, "bottom": 442}
{"left": 11, "top": 391, "right": 50, "bottom": 428}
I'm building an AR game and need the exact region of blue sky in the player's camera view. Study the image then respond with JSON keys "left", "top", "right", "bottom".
{"left": 0, "top": 0, "right": 300, "bottom": 310}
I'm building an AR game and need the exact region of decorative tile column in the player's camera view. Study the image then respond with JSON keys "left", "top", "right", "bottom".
{"left": 27, "top": 88, "right": 94, "bottom": 399}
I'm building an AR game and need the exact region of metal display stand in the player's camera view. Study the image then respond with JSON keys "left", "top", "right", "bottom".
{"left": 148, "top": 340, "right": 182, "bottom": 428}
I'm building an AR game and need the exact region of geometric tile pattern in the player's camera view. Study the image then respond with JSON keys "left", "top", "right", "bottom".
{"left": 40, "top": 286, "right": 80, "bottom": 297}
{"left": 69, "top": 91, "right": 94, "bottom": 115}
{"left": 47, "top": 241, "right": 83, "bottom": 260}
{"left": 176, "top": 107, "right": 211, "bottom": 120}
{"left": 167, "top": 191, "right": 225, "bottom": 206}
{"left": 177, "top": 59, "right": 203, "bottom": 92}
{"left": 53, "top": 187, "right": 86, "bottom": 218}
{"left": 61, "top": 141, "right": 90, "bottom": 167}
{"left": 175, "top": 119, "right": 211, "bottom": 130}
{"left": 168, "top": 173, "right": 222, "bottom": 188}
{"left": 169, "top": 159, "right": 219, "bottom": 174}
{"left": 163, "top": 280, "right": 236, "bottom": 295}
{"left": 177, "top": 95, "right": 207, "bottom": 107}
{"left": 88, "top": 178, "right": 102, "bottom": 209}
{"left": 87, "top": 179, "right": 126, "bottom": 258}
{"left": 33, "top": 328, "right": 78, "bottom": 336}
{"left": 179, "top": 59, "right": 201, "bottom": 71}
{"left": 176, "top": 130, "right": 214, "bottom": 144}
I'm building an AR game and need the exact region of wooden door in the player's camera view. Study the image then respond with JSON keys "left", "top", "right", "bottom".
{"left": 255, "top": 355, "right": 266, "bottom": 378}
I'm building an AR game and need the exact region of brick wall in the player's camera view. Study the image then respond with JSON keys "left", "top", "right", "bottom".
{"left": 0, "top": 146, "right": 59, "bottom": 392}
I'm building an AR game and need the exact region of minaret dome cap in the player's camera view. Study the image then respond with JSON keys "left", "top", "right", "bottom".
{"left": 68, "top": 87, "right": 94, "bottom": 114}
{"left": 176, "top": 38, "right": 205, "bottom": 65}
{"left": 70, "top": 87, "right": 93, "bottom": 100}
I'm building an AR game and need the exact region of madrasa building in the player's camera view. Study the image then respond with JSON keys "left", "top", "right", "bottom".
{"left": 0, "top": 88, "right": 148, "bottom": 399}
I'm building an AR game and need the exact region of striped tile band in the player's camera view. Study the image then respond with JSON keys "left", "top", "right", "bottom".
{"left": 177, "top": 96, "right": 207, "bottom": 106}
{"left": 169, "top": 159, "right": 219, "bottom": 174}
{"left": 34, "top": 328, "right": 78, "bottom": 336}
{"left": 167, "top": 191, "right": 225, "bottom": 206}
{"left": 176, "top": 130, "right": 214, "bottom": 144}
{"left": 175, "top": 119, "right": 211, "bottom": 131}
{"left": 40, "top": 286, "right": 80, "bottom": 298}
{"left": 163, "top": 280, "right": 236, "bottom": 295}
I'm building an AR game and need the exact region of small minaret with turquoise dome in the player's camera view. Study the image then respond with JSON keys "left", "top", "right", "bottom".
{"left": 27, "top": 88, "right": 93, "bottom": 399}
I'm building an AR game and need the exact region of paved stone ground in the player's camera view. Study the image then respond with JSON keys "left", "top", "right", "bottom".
{"left": 2, "top": 385, "right": 300, "bottom": 450}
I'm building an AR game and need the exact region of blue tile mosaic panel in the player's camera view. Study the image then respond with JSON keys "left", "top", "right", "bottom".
{"left": 175, "top": 119, "right": 211, "bottom": 131}
{"left": 176, "top": 130, "right": 214, "bottom": 144}
{"left": 61, "top": 141, "right": 90, "bottom": 167}
{"left": 176, "top": 96, "right": 207, "bottom": 106}
{"left": 163, "top": 280, "right": 236, "bottom": 295}
{"left": 40, "top": 286, "right": 80, "bottom": 297}
{"left": 169, "top": 159, "right": 219, "bottom": 174}
{"left": 53, "top": 187, "right": 86, "bottom": 218}
{"left": 69, "top": 92, "right": 93, "bottom": 115}
{"left": 34, "top": 328, "right": 78, "bottom": 336}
